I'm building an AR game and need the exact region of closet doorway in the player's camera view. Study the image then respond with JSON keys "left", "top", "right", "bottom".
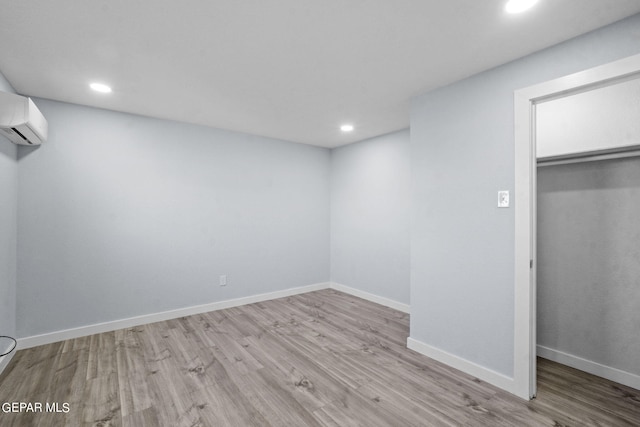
{"left": 514, "top": 53, "right": 640, "bottom": 399}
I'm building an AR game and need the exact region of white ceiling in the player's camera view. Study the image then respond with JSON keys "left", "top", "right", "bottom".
{"left": 1, "top": 1, "right": 640, "bottom": 148}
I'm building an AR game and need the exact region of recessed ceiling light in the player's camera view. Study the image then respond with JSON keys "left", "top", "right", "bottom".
{"left": 340, "top": 124, "right": 354, "bottom": 132}
{"left": 89, "top": 82, "right": 112, "bottom": 93}
{"left": 505, "top": 0, "right": 538, "bottom": 14}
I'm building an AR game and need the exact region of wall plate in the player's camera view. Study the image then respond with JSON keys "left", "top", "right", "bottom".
{"left": 498, "top": 191, "right": 510, "bottom": 208}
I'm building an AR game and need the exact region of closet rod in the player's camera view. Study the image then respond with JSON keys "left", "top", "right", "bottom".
{"left": 537, "top": 147, "right": 640, "bottom": 167}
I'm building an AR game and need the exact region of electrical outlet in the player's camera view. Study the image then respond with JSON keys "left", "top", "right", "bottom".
{"left": 219, "top": 275, "right": 227, "bottom": 287}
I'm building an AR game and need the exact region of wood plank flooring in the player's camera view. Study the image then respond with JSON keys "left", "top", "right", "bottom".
{"left": 0, "top": 289, "right": 638, "bottom": 426}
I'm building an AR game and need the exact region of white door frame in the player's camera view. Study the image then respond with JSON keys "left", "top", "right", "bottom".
{"left": 513, "top": 53, "right": 640, "bottom": 400}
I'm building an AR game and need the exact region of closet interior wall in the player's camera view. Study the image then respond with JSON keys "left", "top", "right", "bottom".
{"left": 536, "top": 75, "right": 640, "bottom": 388}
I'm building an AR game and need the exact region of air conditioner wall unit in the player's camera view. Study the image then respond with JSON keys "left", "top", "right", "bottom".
{"left": 0, "top": 91, "right": 48, "bottom": 145}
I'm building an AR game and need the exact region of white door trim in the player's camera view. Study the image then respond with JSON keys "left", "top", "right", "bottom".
{"left": 513, "top": 53, "right": 640, "bottom": 400}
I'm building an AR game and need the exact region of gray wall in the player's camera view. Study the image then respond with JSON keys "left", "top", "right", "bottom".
{"left": 537, "top": 158, "right": 640, "bottom": 376}
{"left": 330, "top": 130, "right": 410, "bottom": 304}
{"left": 17, "top": 99, "right": 330, "bottom": 338}
{"left": 410, "top": 13, "right": 640, "bottom": 377}
{"left": 0, "top": 71, "right": 17, "bottom": 356}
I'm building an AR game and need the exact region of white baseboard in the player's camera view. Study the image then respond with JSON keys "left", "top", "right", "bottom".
{"left": 18, "top": 282, "right": 331, "bottom": 350}
{"left": 537, "top": 345, "right": 640, "bottom": 390}
{"left": 407, "top": 337, "right": 516, "bottom": 394}
{"left": 17, "top": 281, "right": 411, "bottom": 351}
{"left": 329, "top": 282, "right": 410, "bottom": 313}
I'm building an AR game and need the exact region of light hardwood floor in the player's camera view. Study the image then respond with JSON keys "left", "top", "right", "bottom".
{"left": 1, "top": 289, "right": 639, "bottom": 426}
